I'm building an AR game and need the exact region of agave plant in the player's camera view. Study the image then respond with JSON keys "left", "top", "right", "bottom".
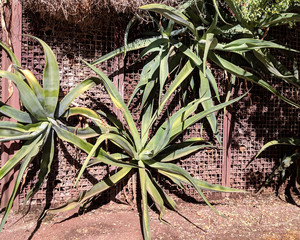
{"left": 0, "top": 36, "right": 112, "bottom": 231}
{"left": 254, "top": 138, "right": 300, "bottom": 190}
{"left": 250, "top": 138, "right": 300, "bottom": 206}
{"left": 90, "top": 1, "right": 300, "bottom": 151}
{"left": 47, "top": 58, "right": 246, "bottom": 239}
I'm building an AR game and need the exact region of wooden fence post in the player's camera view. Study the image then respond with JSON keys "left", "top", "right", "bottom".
{"left": 1, "top": 0, "right": 22, "bottom": 210}
{"left": 222, "top": 111, "right": 232, "bottom": 189}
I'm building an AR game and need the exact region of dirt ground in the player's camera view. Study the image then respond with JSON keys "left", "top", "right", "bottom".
{"left": 1, "top": 193, "right": 300, "bottom": 240}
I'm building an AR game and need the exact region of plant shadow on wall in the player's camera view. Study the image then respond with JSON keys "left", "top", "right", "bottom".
{"left": 22, "top": 9, "right": 127, "bottom": 112}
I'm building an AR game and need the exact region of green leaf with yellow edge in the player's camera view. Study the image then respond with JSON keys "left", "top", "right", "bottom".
{"left": 18, "top": 69, "right": 45, "bottom": 106}
{"left": 52, "top": 121, "right": 137, "bottom": 170}
{"left": 75, "top": 133, "right": 137, "bottom": 185}
{"left": 83, "top": 60, "right": 141, "bottom": 152}
{"left": 0, "top": 122, "right": 48, "bottom": 142}
{"left": 26, "top": 35, "right": 60, "bottom": 117}
{"left": 0, "top": 70, "right": 48, "bottom": 120}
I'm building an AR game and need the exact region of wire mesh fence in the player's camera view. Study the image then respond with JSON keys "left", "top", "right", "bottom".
{"left": 0, "top": 7, "right": 299, "bottom": 207}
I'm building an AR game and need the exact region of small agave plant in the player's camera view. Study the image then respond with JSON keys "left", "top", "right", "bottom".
{"left": 254, "top": 138, "right": 300, "bottom": 195}
{"left": 0, "top": 36, "right": 109, "bottom": 231}
{"left": 48, "top": 59, "right": 246, "bottom": 239}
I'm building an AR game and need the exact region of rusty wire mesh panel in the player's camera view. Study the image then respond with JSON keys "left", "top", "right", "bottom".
{"left": 229, "top": 24, "right": 300, "bottom": 191}
{"left": 176, "top": 123, "right": 224, "bottom": 200}
{"left": 18, "top": 10, "right": 128, "bottom": 207}
{"left": 3, "top": 7, "right": 299, "bottom": 208}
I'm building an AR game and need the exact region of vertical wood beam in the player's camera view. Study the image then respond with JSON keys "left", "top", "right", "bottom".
{"left": 1, "top": 0, "right": 22, "bottom": 210}
{"left": 222, "top": 111, "right": 232, "bottom": 188}
{"left": 112, "top": 25, "right": 124, "bottom": 120}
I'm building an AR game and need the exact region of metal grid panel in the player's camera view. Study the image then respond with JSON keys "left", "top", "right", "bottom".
{"left": 2, "top": 8, "right": 298, "bottom": 207}
{"left": 229, "top": 24, "right": 300, "bottom": 191}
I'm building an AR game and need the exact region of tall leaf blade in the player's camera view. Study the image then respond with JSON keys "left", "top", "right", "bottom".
{"left": 83, "top": 60, "right": 141, "bottom": 151}
{"left": 140, "top": 4, "right": 196, "bottom": 35}
{"left": 92, "top": 37, "right": 159, "bottom": 65}
{"left": 128, "top": 54, "right": 159, "bottom": 106}
{"left": 141, "top": 98, "right": 154, "bottom": 147}
{"left": 138, "top": 161, "right": 151, "bottom": 240}
{"left": 27, "top": 36, "right": 60, "bottom": 117}
{"left": 208, "top": 52, "right": 300, "bottom": 108}
{"left": 24, "top": 127, "right": 54, "bottom": 203}
{"left": 170, "top": 93, "right": 246, "bottom": 141}
{"left": 19, "top": 69, "right": 45, "bottom": 106}
{"left": 145, "top": 98, "right": 209, "bottom": 153}
{"left": 212, "top": 0, "right": 230, "bottom": 25}
{"left": 199, "top": 70, "right": 221, "bottom": 144}
{"left": 145, "top": 173, "right": 166, "bottom": 218}
{"left": 159, "top": 48, "right": 170, "bottom": 106}
{"left": 160, "top": 59, "right": 195, "bottom": 113}
{"left": 203, "top": 33, "right": 215, "bottom": 73}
